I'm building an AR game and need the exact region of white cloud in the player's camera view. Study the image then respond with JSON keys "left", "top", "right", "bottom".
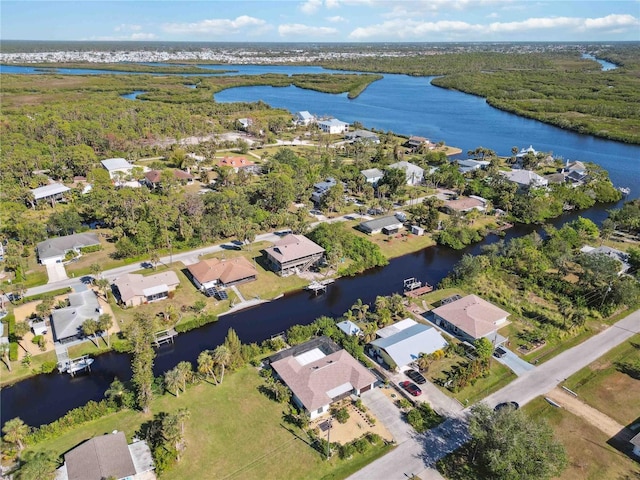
{"left": 300, "top": 0, "right": 322, "bottom": 14}
{"left": 326, "top": 15, "right": 347, "bottom": 23}
{"left": 90, "top": 32, "right": 156, "bottom": 41}
{"left": 350, "top": 13, "right": 640, "bottom": 39}
{"left": 130, "top": 33, "right": 156, "bottom": 40}
{"left": 114, "top": 24, "right": 143, "bottom": 32}
{"left": 278, "top": 23, "right": 338, "bottom": 37}
{"left": 486, "top": 12, "right": 499, "bottom": 19}
{"left": 163, "top": 16, "right": 267, "bottom": 35}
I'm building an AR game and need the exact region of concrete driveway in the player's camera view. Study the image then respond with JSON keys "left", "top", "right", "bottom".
{"left": 360, "top": 387, "right": 413, "bottom": 444}
{"left": 494, "top": 347, "right": 535, "bottom": 376}
{"left": 394, "top": 370, "right": 464, "bottom": 418}
{"left": 46, "top": 262, "right": 68, "bottom": 283}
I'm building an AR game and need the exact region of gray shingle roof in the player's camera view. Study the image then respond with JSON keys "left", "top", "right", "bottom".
{"left": 51, "top": 290, "right": 101, "bottom": 341}
{"left": 64, "top": 431, "right": 137, "bottom": 480}
{"left": 358, "top": 216, "right": 404, "bottom": 233}
{"left": 37, "top": 233, "right": 100, "bottom": 262}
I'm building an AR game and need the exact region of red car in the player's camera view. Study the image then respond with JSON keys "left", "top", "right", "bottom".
{"left": 400, "top": 381, "right": 422, "bottom": 396}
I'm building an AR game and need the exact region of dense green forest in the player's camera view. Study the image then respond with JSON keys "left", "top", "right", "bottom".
{"left": 320, "top": 47, "right": 640, "bottom": 144}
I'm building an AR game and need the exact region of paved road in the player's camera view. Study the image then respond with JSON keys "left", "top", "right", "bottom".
{"left": 348, "top": 309, "right": 640, "bottom": 480}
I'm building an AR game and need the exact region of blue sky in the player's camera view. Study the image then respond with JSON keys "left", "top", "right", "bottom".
{"left": 2, "top": 1, "right": 639, "bottom": 42}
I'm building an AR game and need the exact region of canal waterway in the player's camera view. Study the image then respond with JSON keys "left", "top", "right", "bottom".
{"left": 1, "top": 61, "right": 639, "bottom": 427}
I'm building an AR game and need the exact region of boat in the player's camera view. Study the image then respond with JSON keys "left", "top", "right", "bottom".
{"left": 66, "top": 357, "right": 94, "bottom": 375}
{"left": 618, "top": 186, "right": 631, "bottom": 196}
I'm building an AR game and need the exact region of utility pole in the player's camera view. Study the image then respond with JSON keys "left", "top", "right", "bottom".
{"left": 326, "top": 418, "right": 333, "bottom": 460}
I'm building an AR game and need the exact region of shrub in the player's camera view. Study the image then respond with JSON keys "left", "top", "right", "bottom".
{"left": 31, "top": 335, "right": 43, "bottom": 345}
{"left": 407, "top": 408, "right": 425, "bottom": 432}
{"left": 353, "top": 438, "right": 370, "bottom": 454}
{"left": 339, "top": 442, "right": 356, "bottom": 459}
{"left": 9, "top": 342, "right": 18, "bottom": 361}
{"left": 41, "top": 361, "right": 58, "bottom": 374}
{"left": 174, "top": 313, "right": 218, "bottom": 333}
{"left": 332, "top": 407, "right": 350, "bottom": 424}
{"left": 79, "top": 244, "right": 101, "bottom": 254}
{"left": 397, "top": 398, "right": 412, "bottom": 410}
{"left": 354, "top": 398, "right": 367, "bottom": 412}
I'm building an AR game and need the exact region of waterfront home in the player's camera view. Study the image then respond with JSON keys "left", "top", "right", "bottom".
{"left": 431, "top": 294, "right": 510, "bottom": 345}
{"left": 217, "top": 156, "right": 258, "bottom": 173}
{"left": 388, "top": 161, "right": 424, "bottom": 186}
{"left": 293, "top": 111, "right": 316, "bottom": 126}
{"left": 311, "top": 177, "right": 338, "bottom": 203}
{"left": 56, "top": 431, "right": 155, "bottom": 480}
{"left": 405, "top": 136, "right": 434, "bottom": 152}
{"left": 358, "top": 215, "right": 404, "bottom": 235}
{"left": 268, "top": 336, "right": 376, "bottom": 420}
{"left": 263, "top": 234, "right": 325, "bottom": 276}
{"left": 143, "top": 169, "right": 193, "bottom": 189}
{"left": 345, "top": 130, "right": 380, "bottom": 144}
{"left": 360, "top": 168, "right": 384, "bottom": 186}
{"left": 580, "top": 245, "right": 631, "bottom": 275}
{"left": 515, "top": 145, "right": 538, "bottom": 161}
{"left": 237, "top": 117, "right": 252, "bottom": 130}
{"left": 187, "top": 256, "right": 257, "bottom": 291}
{"left": 544, "top": 172, "right": 568, "bottom": 185}
{"left": 51, "top": 290, "right": 102, "bottom": 343}
{"left": 30, "top": 183, "right": 71, "bottom": 206}
{"left": 369, "top": 319, "right": 448, "bottom": 371}
{"left": 36, "top": 233, "right": 101, "bottom": 265}
{"left": 101, "top": 158, "right": 134, "bottom": 179}
{"left": 501, "top": 169, "right": 548, "bottom": 189}
{"left": 317, "top": 118, "right": 349, "bottom": 134}
{"left": 456, "top": 159, "right": 490, "bottom": 174}
{"left": 112, "top": 271, "right": 180, "bottom": 307}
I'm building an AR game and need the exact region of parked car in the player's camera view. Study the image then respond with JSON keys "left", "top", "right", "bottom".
{"left": 405, "top": 369, "right": 427, "bottom": 385}
{"left": 399, "top": 381, "right": 422, "bottom": 396}
{"left": 494, "top": 401, "right": 519, "bottom": 412}
{"left": 493, "top": 347, "right": 507, "bottom": 358}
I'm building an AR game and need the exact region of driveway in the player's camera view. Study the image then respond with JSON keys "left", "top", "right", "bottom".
{"left": 46, "top": 262, "right": 68, "bottom": 283}
{"left": 360, "top": 387, "right": 413, "bottom": 444}
{"left": 494, "top": 347, "right": 535, "bottom": 377}
{"left": 394, "top": 370, "right": 464, "bottom": 418}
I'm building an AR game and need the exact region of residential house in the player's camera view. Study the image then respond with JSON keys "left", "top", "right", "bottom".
{"left": 51, "top": 290, "right": 103, "bottom": 343}
{"left": 579, "top": 245, "right": 631, "bottom": 275}
{"left": 358, "top": 215, "right": 404, "bottom": 235}
{"left": 631, "top": 432, "right": 640, "bottom": 458}
{"left": 501, "top": 169, "right": 548, "bottom": 189}
{"left": 369, "top": 319, "right": 448, "bottom": 371}
{"left": 31, "top": 183, "right": 71, "bottom": 205}
{"left": 37, "top": 233, "right": 101, "bottom": 265}
{"left": 101, "top": 158, "right": 134, "bottom": 180}
{"left": 237, "top": 118, "right": 252, "bottom": 130}
{"left": 564, "top": 160, "right": 587, "bottom": 174}
{"left": 187, "top": 152, "right": 205, "bottom": 163}
{"left": 405, "top": 136, "right": 434, "bottom": 152}
{"left": 112, "top": 271, "right": 180, "bottom": 307}
{"left": 345, "top": 130, "right": 380, "bottom": 144}
{"left": 456, "top": 159, "right": 490, "bottom": 174}
{"left": 187, "top": 256, "right": 257, "bottom": 293}
{"left": 411, "top": 225, "right": 425, "bottom": 236}
{"left": 293, "top": 111, "right": 316, "bottom": 126}
{"left": 143, "top": 169, "right": 193, "bottom": 189}
{"left": 544, "top": 172, "right": 567, "bottom": 185}
{"left": 336, "top": 320, "right": 362, "bottom": 337}
{"left": 263, "top": 234, "right": 325, "bottom": 276}
{"left": 217, "top": 156, "right": 259, "bottom": 173}
{"left": 361, "top": 168, "right": 384, "bottom": 186}
{"left": 268, "top": 336, "right": 376, "bottom": 419}
{"left": 317, "top": 118, "right": 349, "bottom": 134}
{"left": 388, "top": 161, "right": 424, "bottom": 186}
{"left": 55, "top": 431, "right": 155, "bottom": 480}
{"left": 515, "top": 145, "right": 538, "bottom": 161}
{"left": 442, "top": 195, "right": 487, "bottom": 214}
{"left": 432, "top": 294, "right": 510, "bottom": 345}
{"left": 311, "top": 177, "right": 338, "bottom": 203}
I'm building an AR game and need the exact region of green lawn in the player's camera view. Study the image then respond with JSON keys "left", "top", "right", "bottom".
{"left": 25, "top": 367, "right": 391, "bottom": 480}
{"left": 563, "top": 334, "right": 640, "bottom": 425}
{"left": 523, "top": 397, "right": 640, "bottom": 480}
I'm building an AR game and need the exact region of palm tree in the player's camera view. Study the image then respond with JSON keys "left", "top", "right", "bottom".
{"left": 163, "top": 304, "right": 178, "bottom": 324}
{"left": 96, "top": 278, "right": 110, "bottom": 301}
{"left": 98, "top": 314, "right": 113, "bottom": 347}
{"left": 13, "top": 321, "right": 30, "bottom": 353}
{"left": 89, "top": 263, "right": 103, "bottom": 280}
{"left": 197, "top": 351, "right": 218, "bottom": 384}
{"left": 213, "top": 344, "right": 230, "bottom": 384}
{"left": 164, "top": 368, "right": 182, "bottom": 397}
{"left": 150, "top": 251, "right": 160, "bottom": 271}
{"left": 82, "top": 319, "right": 100, "bottom": 347}
{"left": 174, "top": 407, "right": 191, "bottom": 461}
{"left": 176, "top": 361, "right": 193, "bottom": 391}
{"left": 351, "top": 299, "right": 365, "bottom": 321}
{"left": 361, "top": 322, "right": 377, "bottom": 343}
{"left": 2, "top": 417, "right": 29, "bottom": 451}
{"left": 1, "top": 343, "right": 11, "bottom": 372}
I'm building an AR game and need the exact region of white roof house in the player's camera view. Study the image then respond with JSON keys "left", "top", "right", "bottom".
{"left": 370, "top": 322, "right": 448, "bottom": 370}
{"left": 31, "top": 183, "right": 71, "bottom": 202}
{"left": 516, "top": 145, "right": 538, "bottom": 158}
{"left": 388, "top": 161, "right": 424, "bottom": 186}
{"left": 101, "top": 158, "right": 134, "bottom": 179}
{"left": 375, "top": 318, "right": 418, "bottom": 338}
{"left": 361, "top": 168, "right": 384, "bottom": 185}
{"left": 294, "top": 111, "right": 316, "bottom": 126}
{"left": 317, "top": 118, "right": 349, "bottom": 134}
{"left": 336, "top": 320, "right": 362, "bottom": 336}
{"left": 501, "top": 169, "right": 548, "bottom": 188}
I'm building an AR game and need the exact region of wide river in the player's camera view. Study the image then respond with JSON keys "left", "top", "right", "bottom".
{"left": 1, "top": 63, "right": 639, "bottom": 427}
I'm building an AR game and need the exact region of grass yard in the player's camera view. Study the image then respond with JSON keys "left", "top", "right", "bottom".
{"left": 0, "top": 349, "right": 57, "bottom": 387}
{"left": 524, "top": 397, "right": 640, "bottom": 480}
{"left": 417, "top": 288, "right": 467, "bottom": 310}
{"left": 563, "top": 334, "right": 640, "bottom": 426}
{"left": 346, "top": 221, "right": 437, "bottom": 260}
{"left": 24, "top": 367, "right": 391, "bottom": 480}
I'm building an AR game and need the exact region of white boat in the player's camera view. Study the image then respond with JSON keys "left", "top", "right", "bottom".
{"left": 66, "top": 357, "right": 94, "bottom": 375}
{"left": 618, "top": 187, "right": 631, "bottom": 195}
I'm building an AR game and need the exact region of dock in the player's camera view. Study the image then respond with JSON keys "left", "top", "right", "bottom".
{"left": 55, "top": 344, "right": 94, "bottom": 375}
{"left": 403, "top": 277, "right": 433, "bottom": 298}
{"left": 154, "top": 328, "right": 178, "bottom": 347}
{"left": 306, "top": 278, "right": 335, "bottom": 295}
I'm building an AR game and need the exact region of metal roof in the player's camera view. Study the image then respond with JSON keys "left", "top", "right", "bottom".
{"left": 31, "top": 183, "right": 70, "bottom": 200}
{"left": 371, "top": 323, "right": 448, "bottom": 368}
{"left": 101, "top": 158, "right": 133, "bottom": 171}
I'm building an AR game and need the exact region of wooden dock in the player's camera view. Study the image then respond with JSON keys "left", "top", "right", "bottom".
{"left": 403, "top": 277, "right": 433, "bottom": 298}
{"left": 154, "top": 328, "right": 178, "bottom": 346}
